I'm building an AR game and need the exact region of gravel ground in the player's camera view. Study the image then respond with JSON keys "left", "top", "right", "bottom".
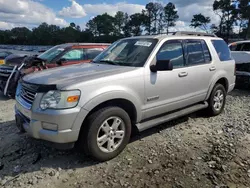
{"left": 0, "top": 90, "right": 250, "bottom": 188}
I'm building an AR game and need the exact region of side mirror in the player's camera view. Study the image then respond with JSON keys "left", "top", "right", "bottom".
{"left": 150, "top": 59, "right": 173, "bottom": 72}
{"left": 56, "top": 58, "right": 66, "bottom": 65}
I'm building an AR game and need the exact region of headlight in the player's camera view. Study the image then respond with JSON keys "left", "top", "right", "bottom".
{"left": 40, "top": 90, "right": 80, "bottom": 110}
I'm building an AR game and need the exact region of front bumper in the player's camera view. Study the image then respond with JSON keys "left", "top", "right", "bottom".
{"left": 15, "top": 99, "right": 82, "bottom": 144}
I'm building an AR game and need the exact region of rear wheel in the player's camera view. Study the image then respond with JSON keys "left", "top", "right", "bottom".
{"left": 206, "top": 83, "right": 226, "bottom": 116}
{"left": 79, "top": 106, "right": 131, "bottom": 161}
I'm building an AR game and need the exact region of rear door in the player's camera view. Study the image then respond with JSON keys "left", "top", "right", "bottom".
{"left": 183, "top": 39, "right": 216, "bottom": 100}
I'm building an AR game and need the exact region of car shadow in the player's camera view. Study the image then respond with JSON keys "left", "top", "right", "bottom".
{"left": 0, "top": 93, "right": 10, "bottom": 101}
{"left": 0, "top": 113, "right": 196, "bottom": 182}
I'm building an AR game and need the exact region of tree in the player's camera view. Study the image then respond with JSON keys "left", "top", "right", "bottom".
{"left": 238, "top": 0, "right": 250, "bottom": 38}
{"left": 143, "top": 2, "right": 164, "bottom": 35}
{"left": 10, "top": 27, "right": 31, "bottom": 44}
{"left": 86, "top": 13, "right": 115, "bottom": 36}
{"left": 70, "top": 22, "right": 76, "bottom": 28}
{"left": 123, "top": 13, "right": 131, "bottom": 37}
{"left": 164, "top": 2, "right": 179, "bottom": 34}
{"left": 114, "top": 11, "right": 125, "bottom": 36}
{"left": 190, "top": 13, "right": 211, "bottom": 32}
{"left": 213, "top": 0, "right": 238, "bottom": 41}
{"left": 129, "top": 13, "right": 144, "bottom": 36}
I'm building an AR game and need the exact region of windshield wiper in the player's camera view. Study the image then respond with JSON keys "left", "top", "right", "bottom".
{"left": 99, "top": 60, "right": 118, "bottom": 65}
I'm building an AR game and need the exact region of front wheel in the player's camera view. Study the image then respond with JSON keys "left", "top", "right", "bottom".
{"left": 206, "top": 83, "right": 226, "bottom": 116}
{"left": 79, "top": 106, "right": 131, "bottom": 161}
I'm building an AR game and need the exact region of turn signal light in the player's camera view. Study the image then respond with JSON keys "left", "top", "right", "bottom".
{"left": 67, "top": 95, "right": 79, "bottom": 102}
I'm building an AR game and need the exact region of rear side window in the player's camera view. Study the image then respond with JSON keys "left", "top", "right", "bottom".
{"left": 201, "top": 40, "right": 212, "bottom": 63}
{"left": 157, "top": 40, "right": 185, "bottom": 69}
{"left": 87, "top": 48, "right": 103, "bottom": 59}
{"left": 212, "top": 40, "right": 232, "bottom": 61}
{"left": 186, "top": 40, "right": 205, "bottom": 66}
{"left": 241, "top": 43, "right": 250, "bottom": 51}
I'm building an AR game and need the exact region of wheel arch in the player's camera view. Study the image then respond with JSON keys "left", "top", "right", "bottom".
{"left": 205, "top": 76, "right": 229, "bottom": 100}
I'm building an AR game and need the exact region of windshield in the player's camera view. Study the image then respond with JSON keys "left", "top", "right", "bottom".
{"left": 93, "top": 38, "right": 158, "bottom": 67}
{"left": 38, "top": 45, "right": 65, "bottom": 61}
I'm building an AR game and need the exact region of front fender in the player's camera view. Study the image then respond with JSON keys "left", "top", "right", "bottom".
{"left": 83, "top": 90, "right": 142, "bottom": 121}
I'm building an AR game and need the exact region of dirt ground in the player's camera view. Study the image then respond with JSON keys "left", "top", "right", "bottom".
{"left": 0, "top": 89, "right": 250, "bottom": 188}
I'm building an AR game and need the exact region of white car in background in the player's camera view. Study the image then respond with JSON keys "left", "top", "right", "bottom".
{"left": 229, "top": 40, "right": 250, "bottom": 89}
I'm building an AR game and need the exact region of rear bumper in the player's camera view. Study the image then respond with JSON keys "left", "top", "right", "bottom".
{"left": 15, "top": 99, "right": 82, "bottom": 144}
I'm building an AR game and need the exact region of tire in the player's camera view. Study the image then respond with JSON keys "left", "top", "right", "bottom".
{"left": 78, "top": 106, "right": 131, "bottom": 161}
{"left": 15, "top": 115, "right": 26, "bottom": 133}
{"left": 206, "top": 83, "right": 226, "bottom": 116}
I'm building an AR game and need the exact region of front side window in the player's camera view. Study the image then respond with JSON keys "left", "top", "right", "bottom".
{"left": 212, "top": 40, "right": 232, "bottom": 61}
{"left": 61, "top": 49, "right": 84, "bottom": 61}
{"left": 186, "top": 40, "right": 206, "bottom": 66}
{"left": 93, "top": 38, "right": 158, "bottom": 67}
{"left": 157, "top": 40, "right": 185, "bottom": 69}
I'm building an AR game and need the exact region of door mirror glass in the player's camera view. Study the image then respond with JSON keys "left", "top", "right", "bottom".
{"left": 150, "top": 60, "right": 173, "bottom": 72}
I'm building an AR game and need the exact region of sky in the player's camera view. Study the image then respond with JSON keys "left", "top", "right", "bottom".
{"left": 0, "top": 0, "right": 220, "bottom": 31}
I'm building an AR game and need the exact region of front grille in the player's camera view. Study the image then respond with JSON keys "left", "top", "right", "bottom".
{"left": 20, "top": 84, "right": 36, "bottom": 104}
{"left": 0, "top": 66, "right": 14, "bottom": 79}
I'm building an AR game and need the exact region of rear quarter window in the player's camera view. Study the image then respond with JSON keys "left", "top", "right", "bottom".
{"left": 211, "top": 40, "right": 232, "bottom": 61}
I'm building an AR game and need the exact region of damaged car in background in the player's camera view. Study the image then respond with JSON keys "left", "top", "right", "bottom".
{"left": 229, "top": 40, "right": 250, "bottom": 89}
{"left": 0, "top": 43, "right": 110, "bottom": 97}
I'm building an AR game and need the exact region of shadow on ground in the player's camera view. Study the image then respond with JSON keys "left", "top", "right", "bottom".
{"left": 0, "top": 93, "right": 10, "bottom": 101}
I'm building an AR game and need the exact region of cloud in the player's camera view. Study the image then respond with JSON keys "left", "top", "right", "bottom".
{"left": 59, "top": 0, "right": 86, "bottom": 18}
{"left": 0, "top": 0, "right": 67, "bottom": 29}
{"left": 82, "top": 2, "right": 145, "bottom": 16}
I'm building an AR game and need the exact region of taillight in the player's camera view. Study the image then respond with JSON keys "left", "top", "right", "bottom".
{"left": 234, "top": 63, "right": 236, "bottom": 76}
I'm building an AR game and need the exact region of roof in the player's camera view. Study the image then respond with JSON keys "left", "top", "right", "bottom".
{"left": 229, "top": 40, "right": 250, "bottom": 45}
{"left": 128, "top": 34, "right": 221, "bottom": 41}
{"left": 124, "top": 31, "right": 220, "bottom": 41}
{"left": 64, "top": 43, "right": 111, "bottom": 46}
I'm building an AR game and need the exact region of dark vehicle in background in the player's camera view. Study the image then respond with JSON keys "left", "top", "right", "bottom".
{"left": 0, "top": 51, "right": 12, "bottom": 64}
{"left": 4, "top": 54, "right": 28, "bottom": 65}
{"left": 0, "top": 43, "right": 110, "bottom": 97}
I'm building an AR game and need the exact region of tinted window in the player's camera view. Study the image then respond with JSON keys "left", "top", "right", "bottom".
{"left": 186, "top": 40, "right": 205, "bottom": 66}
{"left": 241, "top": 43, "right": 250, "bottom": 51}
{"left": 87, "top": 48, "right": 103, "bottom": 59}
{"left": 212, "top": 40, "right": 232, "bottom": 61}
{"left": 201, "top": 40, "right": 212, "bottom": 63}
{"left": 157, "top": 40, "right": 184, "bottom": 69}
{"left": 62, "top": 49, "right": 84, "bottom": 61}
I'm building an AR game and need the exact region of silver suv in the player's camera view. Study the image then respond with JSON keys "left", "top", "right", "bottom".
{"left": 15, "top": 32, "right": 236, "bottom": 161}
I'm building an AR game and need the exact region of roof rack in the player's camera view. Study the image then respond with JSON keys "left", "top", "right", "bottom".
{"left": 173, "top": 31, "right": 217, "bottom": 37}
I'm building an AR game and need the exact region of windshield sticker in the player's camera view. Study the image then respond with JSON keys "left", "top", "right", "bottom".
{"left": 135, "top": 41, "right": 152, "bottom": 47}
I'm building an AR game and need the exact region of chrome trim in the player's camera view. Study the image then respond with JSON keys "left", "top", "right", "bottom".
{"left": 4, "top": 65, "right": 17, "bottom": 95}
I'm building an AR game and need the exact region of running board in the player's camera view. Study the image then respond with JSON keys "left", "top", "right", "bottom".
{"left": 136, "top": 102, "right": 208, "bottom": 132}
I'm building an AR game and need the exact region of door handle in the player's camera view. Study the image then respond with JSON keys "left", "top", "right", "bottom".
{"left": 209, "top": 66, "right": 216, "bottom": 71}
{"left": 178, "top": 72, "right": 188, "bottom": 77}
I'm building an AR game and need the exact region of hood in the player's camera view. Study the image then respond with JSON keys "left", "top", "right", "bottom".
{"left": 5, "top": 54, "right": 27, "bottom": 66}
{"left": 23, "top": 63, "right": 135, "bottom": 88}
